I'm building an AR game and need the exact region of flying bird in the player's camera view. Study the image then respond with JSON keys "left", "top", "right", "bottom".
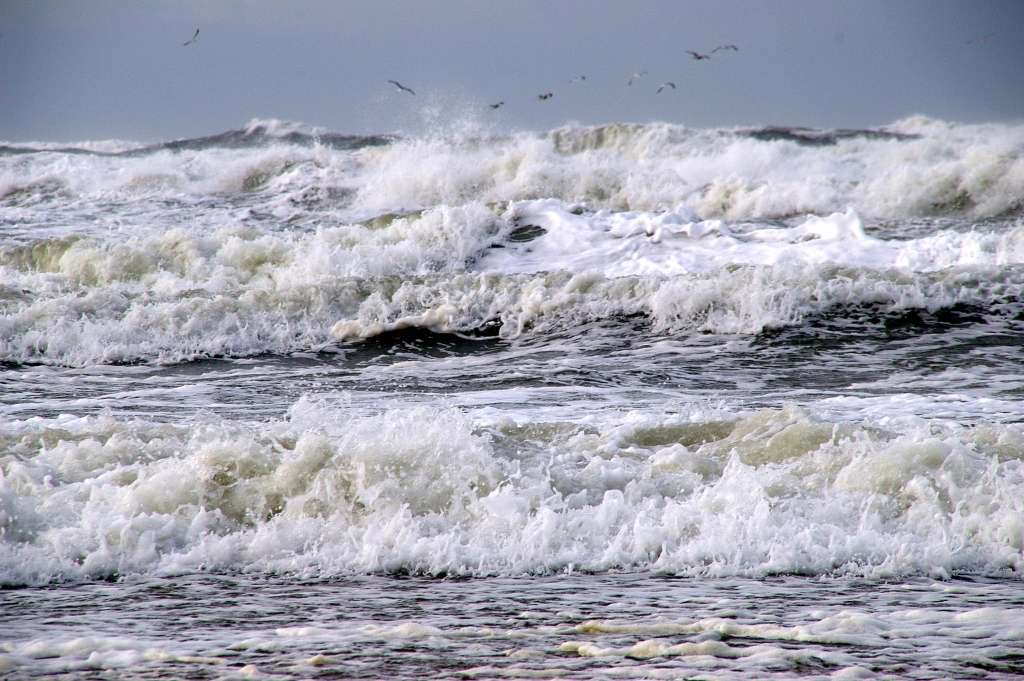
{"left": 183, "top": 29, "right": 199, "bottom": 46}
{"left": 966, "top": 33, "right": 995, "bottom": 44}
{"left": 686, "top": 50, "right": 711, "bottom": 60}
{"left": 488, "top": 101, "right": 504, "bottom": 109}
{"left": 628, "top": 71, "right": 647, "bottom": 86}
{"left": 568, "top": 76, "right": 586, "bottom": 84}
{"left": 712, "top": 44, "right": 738, "bottom": 53}
{"left": 388, "top": 80, "right": 415, "bottom": 95}
{"left": 537, "top": 93, "right": 553, "bottom": 100}
{"left": 657, "top": 82, "right": 676, "bottom": 93}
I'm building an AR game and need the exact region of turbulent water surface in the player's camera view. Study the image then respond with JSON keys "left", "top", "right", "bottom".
{"left": 3, "top": 117, "right": 1024, "bottom": 679}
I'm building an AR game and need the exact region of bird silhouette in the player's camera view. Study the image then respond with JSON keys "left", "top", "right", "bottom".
{"left": 628, "top": 71, "right": 647, "bottom": 86}
{"left": 966, "top": 33, "right": 995, "bottom": 44}
{"left": 686, "top": 50, "right": 710, "bottom": 60}
{"left": 183, "top": 29, "right": 199, "bottom": 46}
{"left": 712, "top": 44, "right": 738, "bottom": 53}
{"left": 488, "top": 101, "right": 504, "bottom": 109}
{"left": 537, "top": 93, "right": 553, "bottom": 100}
{"left": 657, "top": 82, "right": 676, "bottom": 93}
{"left": 388, "top": 80, "right": 415, "bottom": 95}
{"left": 568, "top": 76, "right": 586, "bottom": 84}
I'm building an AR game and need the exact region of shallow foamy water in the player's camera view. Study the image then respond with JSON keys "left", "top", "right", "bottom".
{"left": 5, "top": 574, "right": 1024, "bottom": 680}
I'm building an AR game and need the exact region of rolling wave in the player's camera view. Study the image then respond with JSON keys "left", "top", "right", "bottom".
{"left": 3, "top": 401, "right": 1024, "bottom": 583}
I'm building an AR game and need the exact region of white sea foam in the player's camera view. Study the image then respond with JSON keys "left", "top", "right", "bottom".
{"left": 0, "top": 635, "right": 221, "bottom": 672}
{"left": 2, "top": 401, "right": 1024, "bottom": 584}
{"left": 482, "top": 201, "right": 1024, "bottom": 276}
{"left": 559, "top": 605, "right": 1024, "bottom": 667}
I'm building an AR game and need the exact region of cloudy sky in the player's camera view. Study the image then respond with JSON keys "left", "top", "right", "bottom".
{"left": 2, "top": 0, "right": 1022, "bottom": 142}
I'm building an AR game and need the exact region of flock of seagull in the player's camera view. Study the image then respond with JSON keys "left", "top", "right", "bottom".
{"left": 180, "top": 28, "right": 1002, "bottom": 112}
{"left": 179, "top": 27, "right": 730, "bottom": 108}
{"left": 388, "top": 44, "right": 740, "bottom": 109}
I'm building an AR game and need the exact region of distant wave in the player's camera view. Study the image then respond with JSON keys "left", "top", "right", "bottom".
{"left": 3, "top": 116, "right": 1023, "bottom": 218}
{"left": 0, "top": 119, "right": 393, "bottom": 158}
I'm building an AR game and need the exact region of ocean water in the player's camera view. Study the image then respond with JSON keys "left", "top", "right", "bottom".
{"left": 2, "top": 116, "right": 1024, "bottom": 679}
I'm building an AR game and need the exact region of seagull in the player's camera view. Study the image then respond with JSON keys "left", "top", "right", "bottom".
{"left": 712, "top": 44, "right": 738, "bottom": 53}
{"left": 488, "top": 101, "right": 504, "bottom": 109}
{"left": 388, "top": 80, "right": 415, "bottom": 95}
{"left": 183, "top": 29, "right": 199, "bottom": 46}
{"left": 537, "top": 93, "right": 553, "bottom": 100}
{"left": 966, "top": 33, "right": 995, "bottom": 44}
{"left": 686, "top": 50, "right": 711, "bottom": 60}
{"left": 657, "top": 82, "right": 676, "bottom": 93}
{"left": 568, "top": 76, "right": 586, "bottom": 84}
{"left": 628, "top": 71, "right": 647, "bottom": 86}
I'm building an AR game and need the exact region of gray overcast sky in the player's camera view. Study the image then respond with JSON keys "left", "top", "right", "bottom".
{"left": 1, "top": 0, "right": 1022, "bottom": 142}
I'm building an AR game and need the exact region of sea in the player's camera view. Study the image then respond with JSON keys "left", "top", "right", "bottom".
{"left": 2, "top": 116, "right": 1024, "bottom": 679}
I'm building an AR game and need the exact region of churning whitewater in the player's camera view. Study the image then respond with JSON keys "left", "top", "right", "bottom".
{"left": 2, "top": 117, "right": 1024, "bottom": 587}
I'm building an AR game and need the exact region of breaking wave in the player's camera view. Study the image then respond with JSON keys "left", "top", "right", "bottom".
{"left": 2, "top": 198, "right": 1024, "bottom": 365}
{"left": 3, "top": 401, "right": 1024, "bottom": 584}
